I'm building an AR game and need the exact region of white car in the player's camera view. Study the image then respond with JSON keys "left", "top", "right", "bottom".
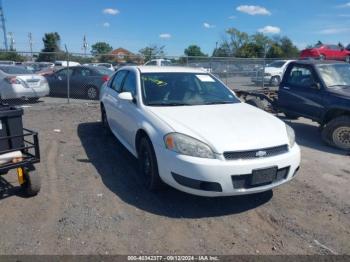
{"left": 0, "top": 66, "right": 50, "bottom": 100}
{"left": 100, "top": 66, "right": 300, "bottom": 197}
{"left": 252, "top": 60, "right": 294, "bottom": 86}
{"left": 144, "top": 59, "right": 172, "bottom": 66}
{"left": 54, "top": 61, "right": 80, "bottom": 67}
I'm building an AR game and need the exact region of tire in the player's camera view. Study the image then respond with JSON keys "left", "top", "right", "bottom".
{"left": 86, "top": 86, "right": 99, "bottom": 100}
{"left": 21, "top": 169, "right": 41, "bottom": 197}
{"left": 138, "top": 136, "right": 163, "bottom": 191}
{"left": 270, "top": 76, "right": 281, "bottom": 87}
{"left": 319, "top": 54, "right": 326, "bottom": 60}
{"left": 246, "top": 98, "right": 266, "bottom": 111}
{"left": 28, "top": 97, "right": 40, "bottom": 103}
{"left": 101, "top": 105, "right": 112, "bottom": 135}
{"left": 284, "top": 112, "right": 299, "bottom": 120}
{"left": 322, "top": 116, "right": 350, "bottom": 151}
{"left": 346, "top": 56, "right": 350, "bottom": 63}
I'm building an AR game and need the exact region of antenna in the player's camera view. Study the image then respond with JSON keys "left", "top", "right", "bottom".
{"left": 0, "top": 0, "right": 8, "bottom": 50}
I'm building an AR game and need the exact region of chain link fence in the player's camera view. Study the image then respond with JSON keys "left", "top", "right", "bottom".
{"left": 0, "top": 50, "right": 292, "bottom": 105}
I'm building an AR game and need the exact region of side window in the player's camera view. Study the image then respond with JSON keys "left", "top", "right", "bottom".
{"left": 57, "top": 68, "right": 73, "bottom": 78}
{"left": 146, "top": 61, "right": 157, "bottom": 66}
{"left": 122, "top": 71, "right": 137, "bottom": 95}
{"left": 110, "top": 70, "right": 128, "bottom": 93}
{"left": 74, "top": 68, "right": 92, "bottom": 77}
{"left": 286, "top": 66, "right": 315, "bottom": 87}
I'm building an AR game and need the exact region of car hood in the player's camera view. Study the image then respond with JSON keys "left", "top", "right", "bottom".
{"left": 147, "top": 103, "right": 289, "bottom": 153}
{"left": 327, "top": 86, "right": 350, "bottom": 99}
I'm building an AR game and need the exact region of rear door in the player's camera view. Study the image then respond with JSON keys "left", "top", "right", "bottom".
{"left": 278, "top": 64, "right": 326, "bottom": 121}
{"left": 71, "top": 67, "right": 94, "bottom": 97}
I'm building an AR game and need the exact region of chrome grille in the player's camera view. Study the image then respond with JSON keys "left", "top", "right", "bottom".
{"left": 223, "top": 145, "right": 289, "bottom": 160}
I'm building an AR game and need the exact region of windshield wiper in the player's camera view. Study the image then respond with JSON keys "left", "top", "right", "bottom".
{"left": 203, "top": 101, "right": 234, "bottom": 105}
{"left": 147, "top": 102, "right": 193, "bottom": 106}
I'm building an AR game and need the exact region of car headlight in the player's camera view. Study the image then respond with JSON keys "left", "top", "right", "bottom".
{"left": 285, "top": 124, "right": 295, "bottom": 148}
{"left": 164, "top": 133, "right": 215, "bottom": 159}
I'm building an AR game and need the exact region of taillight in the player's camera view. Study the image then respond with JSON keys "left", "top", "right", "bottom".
{"left": 102, "top": 75, "right": 110, "bottom": 82}
{"left": 5, "top": 76, "right": 21, "bottom": 84}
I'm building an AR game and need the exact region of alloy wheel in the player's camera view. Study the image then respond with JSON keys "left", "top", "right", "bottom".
{"left": 332, "top": 126, "right": 350, "bottom": 150}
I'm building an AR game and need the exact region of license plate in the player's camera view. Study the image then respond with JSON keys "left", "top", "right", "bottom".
{"left": 28, "top": 82, "right": 40, "bottom": 87}
{"left": 251, "top": 166, "right": 277, "bottom": 186}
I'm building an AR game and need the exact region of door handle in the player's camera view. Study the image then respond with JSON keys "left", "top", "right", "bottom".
{"left": 282, "top": 86, "right": 290, "bottom": 90}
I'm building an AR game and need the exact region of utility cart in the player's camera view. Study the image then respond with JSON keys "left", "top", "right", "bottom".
{"left": 0, "top": 105, "right": 41, "bottom": 197}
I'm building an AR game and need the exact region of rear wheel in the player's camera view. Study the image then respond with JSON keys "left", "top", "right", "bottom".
{"left": 138, "top": 137, "right": 163, "bottom": 191}
{"left": 21, "top": 169, "right": 41, "bottom": 197}
{"left": 346, "top": 56, "right": 350, "bottom": 63}
{"left": 322, "top": 116, "right": 350, "bottom": 150}
{"left": 270, "top": 76, "right": 281, "bottom": 87}
{"left": 86, "top": 86, "right": 99, "bottom": 100}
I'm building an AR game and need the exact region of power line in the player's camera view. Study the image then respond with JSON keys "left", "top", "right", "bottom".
{"left": 0, "top": 0, "right": 8, "bottom": 50}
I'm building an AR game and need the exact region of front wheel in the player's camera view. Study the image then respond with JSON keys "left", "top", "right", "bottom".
{"left": 138, "top": 137, "right": 163, "bottom": 191}
{"left": 322, "top": 116, "right": 350, "bottom": 150}
{"left": 20, "top": 169, "right": 41, "bottom": 197}
{"left": 319, "top": 54, "right": 326, "bottom": 60}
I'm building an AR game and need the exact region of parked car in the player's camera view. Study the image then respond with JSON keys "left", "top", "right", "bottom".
{"left": 300, "top": 44, "right": 350, "bottom": 62}
{"left": 100, "top": 66, "right": 300, "bottom": 196}
{"left": 46, "top": 66, "right": 113, "bottom": 100}
{"left": 144, "top": 59, "right": 172, "bottom": 66}
{"left": 54, "top": 61, "right": 80, "bottom": 67}
{"left": 0, "top": 61, "right": 15, "bottom": 65}
{"left": 236, "top": 60, "right": 350, "bottom": 150}
{"left": 0, "top": 65, "right": 49, "bottom": 100}
{"left": 94, "top": 63, "right": 115, "bottom": 71}
{"left": 251, "top": 60, "right": 295, "bottom": 86}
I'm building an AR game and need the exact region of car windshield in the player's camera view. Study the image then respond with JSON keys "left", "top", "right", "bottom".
{"left": 141, "top": 72, "right": 240, "bottom": 106}
{"left": 317, "top": 64, "right": 350, "bottom": 88}
{"left": 0, "top": 66, "right": 32, "bottom": 74}
{"left": 267, "top": 61, "right": 286, "bottom": 68}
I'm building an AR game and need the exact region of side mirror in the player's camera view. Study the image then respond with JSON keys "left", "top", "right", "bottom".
{"left": 57, "top": 75, "right": 63, "bottom": 81}
{"left": 118, "top": 92, "right": 134, "bottom": 102}
{"left": 311, "top": 82, "right": 321, "bottom": 90}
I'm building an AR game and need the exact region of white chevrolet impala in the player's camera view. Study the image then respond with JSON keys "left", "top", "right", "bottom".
{"left": 100, "top": 66, "right": 300, "bottom": 197}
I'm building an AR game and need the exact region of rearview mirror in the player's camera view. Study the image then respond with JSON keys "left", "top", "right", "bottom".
{"left": 118, "top": 92, "right": 134, "bottom": 102}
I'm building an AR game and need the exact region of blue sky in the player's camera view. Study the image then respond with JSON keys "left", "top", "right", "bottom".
{"left": 3, "top": 0, "right": 350, "bottom": 55}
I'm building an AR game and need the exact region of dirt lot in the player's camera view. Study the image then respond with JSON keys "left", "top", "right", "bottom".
{"left": 0, "top": 100, "right": 349, "bottom": 255}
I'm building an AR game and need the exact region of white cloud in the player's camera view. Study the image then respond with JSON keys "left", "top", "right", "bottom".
{"left": 319, "top": 28, "right": 350, "bottom": 34}
{"left": 159, "top": 33, "right": 171, "bottom": 39}
{"left": 228, "top": 15, "right": 236, "bottom": 19}
{"left": 236, "top": 5, "right": 271, "bottom": 15}
{"left": 103, "top": 22, "right": 110, "bottom": 27}
{"left": 203, "top": 22, "right": 215, "bottom": 29}
{"left": 258, "top": 26, "right": 281, "bottom": 34}
{"left": 103, "top": 8, "right": 119, "bottom": 15}
{"left": 337, "top": 2, "right": 350, "bottom": 8}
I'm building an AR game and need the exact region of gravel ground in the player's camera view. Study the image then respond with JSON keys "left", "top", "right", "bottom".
{"left": 0, "top": 100, "right": 349, "bottom": 255}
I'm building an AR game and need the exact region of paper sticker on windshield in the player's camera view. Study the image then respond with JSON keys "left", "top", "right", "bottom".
{"left": 196, "top": 75, "right": 215, "bottom": 82}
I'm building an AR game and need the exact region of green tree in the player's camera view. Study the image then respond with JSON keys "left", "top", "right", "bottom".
{"left": 184, "top": 45, "right": 207, "bottom": 57}
{"left": 0, "top": 51, "right": 25, "bottom": 62}
{"left": 279, "top": 37, "right": 299, "bottom": 58}
{"left": 139, "top": 45, "right": 165, "bottom": 62}
{"left": 223, "top": 28, "right": 249, "bottom": 56}
{"left": 37, "top": 32, "right": 63, "bottom": 62}
{"left": 91, "top": 42, "right": 113, "bottom": 56}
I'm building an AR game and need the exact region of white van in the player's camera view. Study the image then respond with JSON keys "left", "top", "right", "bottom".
{"left": 54, "top": 61, "right": 80, "bottom": 67}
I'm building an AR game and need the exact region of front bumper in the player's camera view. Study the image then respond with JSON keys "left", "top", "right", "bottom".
{"left": 155, "top": 144, "right": 300, "bottom": 197}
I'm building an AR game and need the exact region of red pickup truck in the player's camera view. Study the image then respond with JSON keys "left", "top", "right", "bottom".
{"left": 300, "top": 44, "right": 350, "bottom": 62}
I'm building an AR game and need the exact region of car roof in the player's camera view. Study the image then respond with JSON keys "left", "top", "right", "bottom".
{"left": 292, "top": 59, "right": 346, "bottom": 66}
{"left": 134, "top": 66, "right": 207, "bottom": 73}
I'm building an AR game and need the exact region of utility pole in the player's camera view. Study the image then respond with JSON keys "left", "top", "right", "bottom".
{"left": 82, "top": 34, "right": 88, "bottom": 57}
{"left": 8, "top": 31, "right": 14, "bottom": 50}
{"left": 28, "top": 32, "right": 33, "bottom": 60}
{"left": 0, "top": 0, "right": 8, "bottom": 50}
